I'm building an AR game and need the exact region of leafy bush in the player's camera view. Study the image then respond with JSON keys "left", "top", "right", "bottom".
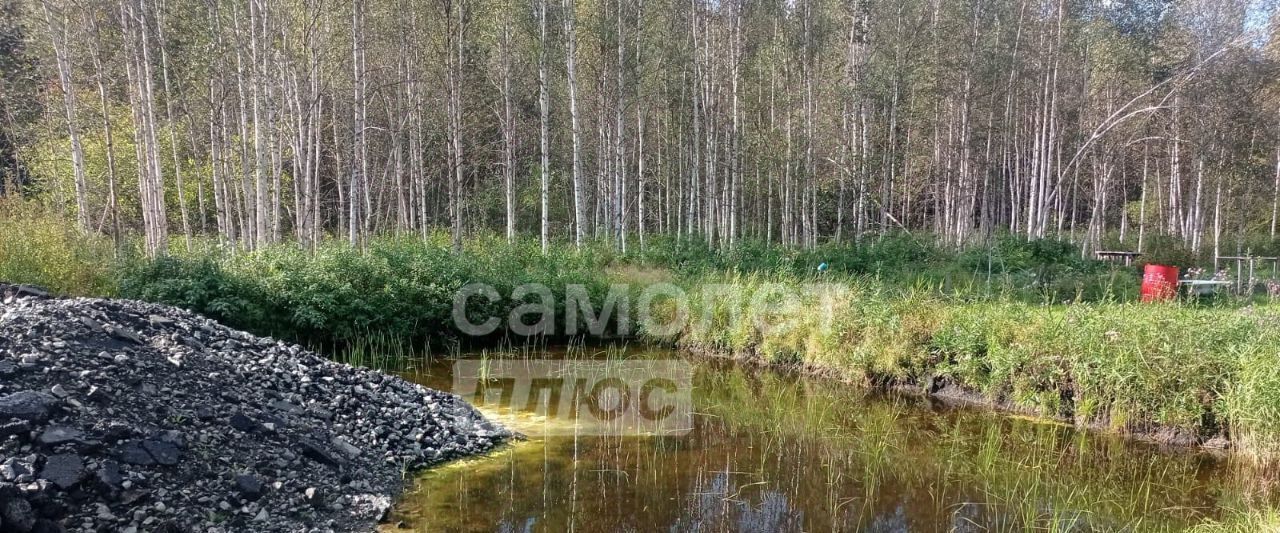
{"left": 118, "top": 255, "right": 269, "bottom": 331}
{"left": 116, "top": 233, "right": 620, "bottom": 347}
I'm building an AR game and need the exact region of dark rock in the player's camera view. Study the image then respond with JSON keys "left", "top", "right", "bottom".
{"left": 229, "top": 413, "right": 262, "bottom": 433}
{"left": 30, "top": 519, "right": 67, "bottom": 533}
{"left": 269, "top": 400, "right": 303, "bottom": 414}
{"left": 298, "top": 440, "right": 340, "bottom": 467}
{"left": 0, "top": 391, "right": 59, "bottom": 422}
{"left": 106, "top": 326, "right": 144, "bottom": 345}
{"left": 118, "top": 441, "right": 156, "bottom": 466}
{"left": 118, "top": 489, "right": 149, "bottom": 506}
{"left": 141, "top": 440, "right": 180, "bottom": 466}
{"left": 0, "top": 495, "right": 36, "bottom": 532}
{"left": 332, "top": 437, "right": 362, "bottom": 459}
{"left": 155, "top": 430, "right": 186, "bottom": 448}
{"left": 36, "top": 426, "right": 83, "bottom": 447}
{"left": 234, "top": 475, "right": 264, "bottom": 501}
{"left": 84, "top": 386, "right": 107, "bottom": 403}
{"left": 0, "top": 420, "right": 31, "bottom": 440}
{"left": 194, "top": 406, "right": 216, "bottom": 421}
{"left": 15, "top": 285, "right": 49, "bottom": 299}
{"left": 30, "top": 495, "right": 67, "bottom": 520}
{"left": 100, "top": 423, "right": 135, "bottom": 443}
{"left": 152, "top": 520, "right": 188, "bottom": 533}
{"left": 303, "top": 487, "right": 323, "bottom": 507}
{"left": 0, "top": 292, "right": 508, "bottom": 532}
{"left": 93, "top": 462, "right": 123, "bottom": 493}
{"left": 261, "top": 415, "right": 287, "bottom": 432}
{"left": 307, "top": 407, "right": 335, "bottom": 421}
{"left": 77, "top": 316, "right": 102, "bottom": 332}
{"left": 38, "top": 455, "right": 84, "bottom": 490}
{"left": 0, "top": 283, "right": 49, "bottom": 302}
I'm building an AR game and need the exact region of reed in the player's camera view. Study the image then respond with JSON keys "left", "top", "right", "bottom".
{"left": 657, "top": 274, "right": 1280, "bottom": 460}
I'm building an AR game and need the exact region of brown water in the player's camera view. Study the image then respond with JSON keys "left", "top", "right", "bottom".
{"left": 391, "top": 347, "right": 1273, "bottom": 532}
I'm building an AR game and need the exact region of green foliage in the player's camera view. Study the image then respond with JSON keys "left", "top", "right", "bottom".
{"left": 6, "top": 203, "right": 1280, "bottom": 456}
{"left": 0, "top": 199, "right": 120, "bottom": 296}
{"left": 1134, "top": 234, "right": 1205, "bottom": 269}
{"left": 117, "top": 254, "right": 267, "bottom": 331}
{"left": 664, "top": 273, "right": 1280, "bottom": 457}
{"left": 116, "top": 232, "right": 619, "bottom": 347}
{"left": 1189, "top": 507, "right": 1280, "bottom": 533}
{"left": 20, "top": 100, "right": 206, "bottom": 230}
{"left": 632, "top": 233, "right": 1133, "bottom": 303}
{"left": 629, "top": 233, "right": 943, "bottom": 277}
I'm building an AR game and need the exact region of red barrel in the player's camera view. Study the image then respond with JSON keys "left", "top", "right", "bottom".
{"left": 1141, "top": 264, "right": 1179, "bottom": 302}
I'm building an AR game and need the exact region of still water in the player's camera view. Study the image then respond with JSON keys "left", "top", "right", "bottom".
{"left": 392, "top": 347, "right": 1272, "bottom": 532}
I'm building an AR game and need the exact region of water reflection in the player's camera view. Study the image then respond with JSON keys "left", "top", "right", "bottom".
{"left": 391, "top": 347, "right": 1273, "bottom": 532}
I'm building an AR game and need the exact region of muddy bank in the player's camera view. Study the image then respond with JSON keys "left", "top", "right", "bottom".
{"left": 0, "top": 284, "right": 507, "bottom": 532}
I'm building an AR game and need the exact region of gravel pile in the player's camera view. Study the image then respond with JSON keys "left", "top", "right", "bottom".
{"left": 0, "top": 283, "right": 508, "bottom": 532}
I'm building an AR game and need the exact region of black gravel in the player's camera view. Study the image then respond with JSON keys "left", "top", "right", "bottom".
{"left": 0, "top": 283, "right": 508, "bottom": 532}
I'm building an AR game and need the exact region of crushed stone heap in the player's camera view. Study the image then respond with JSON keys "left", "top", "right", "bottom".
{"left": 0, "top": 283, "right": 508, "bottom": 532}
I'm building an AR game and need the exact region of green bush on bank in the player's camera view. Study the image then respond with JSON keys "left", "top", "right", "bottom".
{"left": 117, "top": 233, "right": 619, "bottom": 346}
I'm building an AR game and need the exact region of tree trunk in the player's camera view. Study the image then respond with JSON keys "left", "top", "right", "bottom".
{"left": 500, "top": 6, "right": 515, "bottom": 243}
{"left": 41, "top": 0, "right": 90, "bottom": 233}
{"left": 154, "top": 0, "right": 192, "bottom": 251}
{"left": 538, "top": 0, "right": 550, "bottom": 253}
{"left": 564, "top": 0, "right": 585, "bottom": 248}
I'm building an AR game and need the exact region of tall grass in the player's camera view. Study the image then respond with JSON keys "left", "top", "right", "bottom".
{"left": 0, "top": 199, "right": 121, "bottom": 296}
{"left": 656, "top": 273, "right": 1280, "bottom": 458}
{"left": 690, "top": 357, "right": 1250, "bottom": 530}
{"left": 631, "top": 233, "right": 1141, "bottom": 303}
{"left": 1189, "top": 508, "right": 1280, "bottom": 532}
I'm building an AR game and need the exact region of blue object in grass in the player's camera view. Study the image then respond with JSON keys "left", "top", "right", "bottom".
{"left": 817, "top": 262, "right": 829, "bottom": 273}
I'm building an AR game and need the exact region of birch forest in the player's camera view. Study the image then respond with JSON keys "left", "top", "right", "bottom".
{"left": 1, "top": 0, "right": 1279, "bottom": 256}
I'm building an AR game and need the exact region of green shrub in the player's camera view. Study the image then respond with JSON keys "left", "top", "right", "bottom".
{"left": 115, "top": 233, "right": 621, "bottom": 347}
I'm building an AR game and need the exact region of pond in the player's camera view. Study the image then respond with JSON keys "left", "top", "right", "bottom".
{"left": 391, "top": 346, "right": 1272, "bottom": 532}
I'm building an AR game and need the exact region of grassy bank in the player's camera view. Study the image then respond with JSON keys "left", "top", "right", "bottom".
{"left": 10, "top": 205, "right": 1280, "bottom": 457}
{"left": 650, "top": 274, "right": 1280, "bottom": 458}
{"left": 1, "top": 202, "right": 1150, "bottom": 346}
{"left": 692, "top": 357, "right": 1279, "bottom": 531}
